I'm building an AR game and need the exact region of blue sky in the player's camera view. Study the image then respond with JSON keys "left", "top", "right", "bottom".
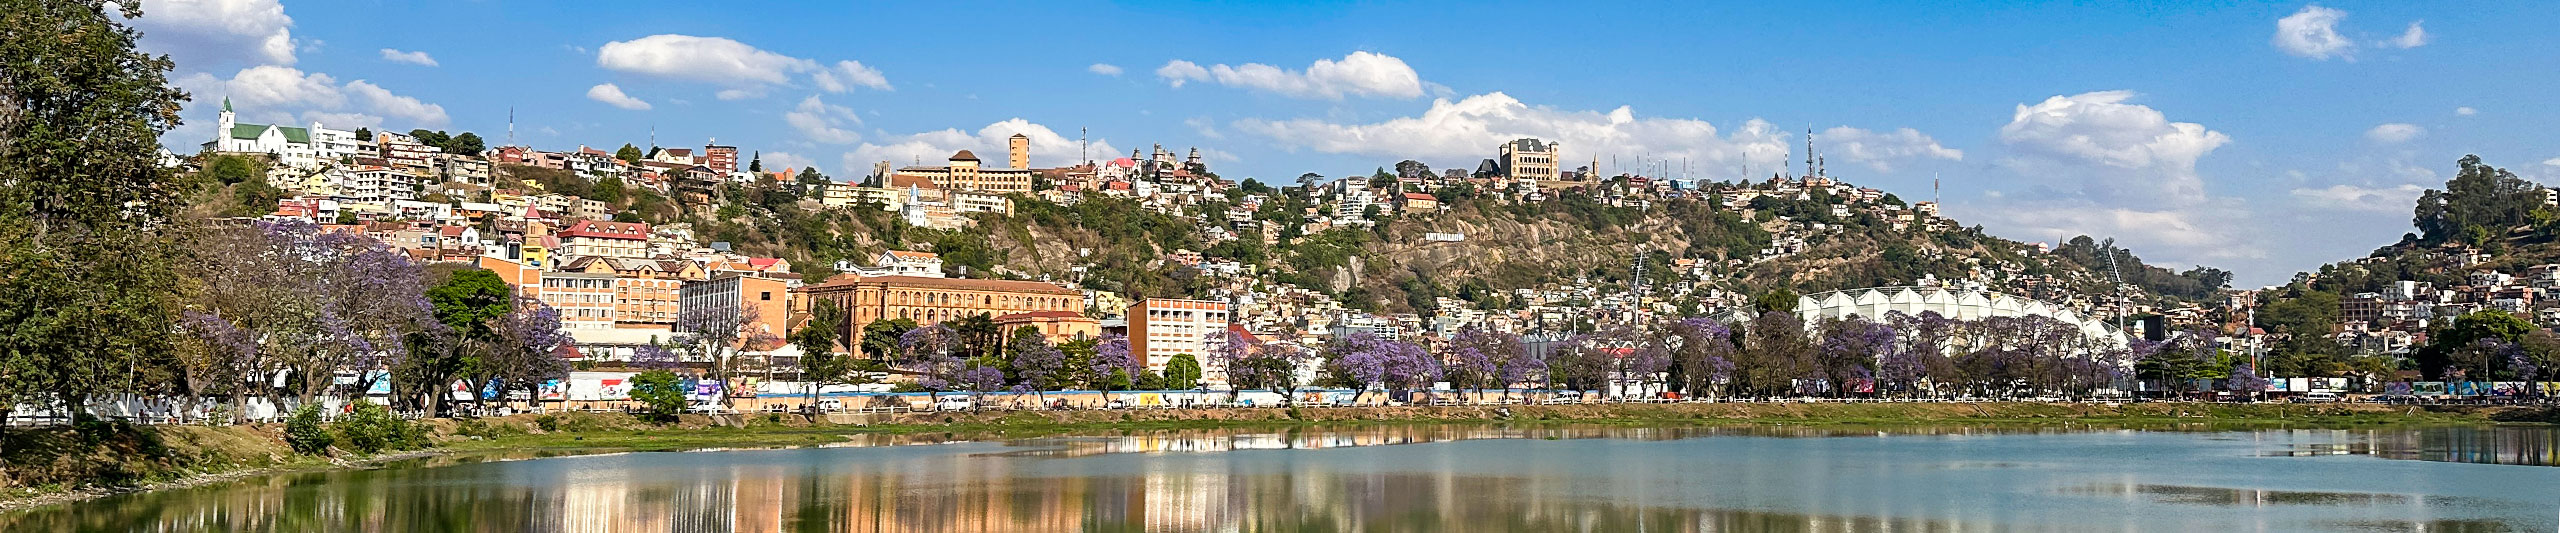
{"left": 130, "top": 1, "right": 2560, "bottom": 287}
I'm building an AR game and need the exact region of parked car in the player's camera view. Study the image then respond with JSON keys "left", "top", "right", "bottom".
{"left": 933, "top": 396, "right": 973, "bottom": 412}
{"left": 1104, "top": 399, "right": 1129, "bottom": 409}
{"left": 817, "top": 398, "right": 845, "bottom": 412}
{"left": 2291, "top": 391, "right": 2342, "bottom": 403}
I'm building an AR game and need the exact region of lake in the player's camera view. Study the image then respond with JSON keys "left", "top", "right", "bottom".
{"left": 9, "top": 424, "right": 2556, "bottom": 532}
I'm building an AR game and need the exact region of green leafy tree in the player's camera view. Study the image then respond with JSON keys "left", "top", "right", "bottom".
{"left": 615, "top": 143, "right": 644, "bottom": 165}
{"left": 285, "top": 404, "right": 334, "bottom": 455}
{"left": 861, "top": 318, "right": 917, "bottom": 359}
{"left": 402, "top": 269, "right": 513, "bottom": 414}
{"left": 2417, "top": 311, "right": 2536, "bottom": 380}
{"left": 0, "top": 1, "right": 189, "bottom": 422}
{"left": 353, "top": 127, "right": 372, "bottom": 141}
{"left": 1164, "top": 353, "right": 1203, "bottom": 390}
{"left": 628, "top": 369, "right": 687, "bottom": 419}
{"left": 448, "top": 132, "right": 485, "bottom": 155}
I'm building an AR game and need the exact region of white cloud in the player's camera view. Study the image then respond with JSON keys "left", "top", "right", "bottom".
{"left": 2544, "top": 158, "right": 2560, "bottom": 167}
{"left": 595, "top": 34, "right": 889, "bottom": 95}
{"left": 378, "top": 48, "right": 437, "bottom": 67}
{"left": 585, "top": 83, "right": 651, "bottom": 110}
{"left": 1976, "top": 202, "right": 2262, "bottom": 262}
{"left": 175, "top": 65, "right": 449, "bottom": 128}
{"left": 2365, "top": 123, "right": 2424, "bottom": 143}
{"left": 1815, "top": 126, "right": 1963, "bottom": 172}
{"left": 1997, "top": 90, "right": 2229, "bottom": 204}
{"left": 783, "top": 95, "right": 861, "bottom": 144}
{"left": 191, "top": 65, "right": 343, "bottom": 110}
{"left": 2290, "top": 183, "right": 2424, "bottom": 213}
{"left": 1156, "top": 51, "right": 1424, "bottom": 100}
{"left": 1235, "top": 92, "right": 1793, "bottom": 177}
{"left": 343, "top": 81, "right": 447, "bottom": 127}
{"left": 843, "top": 119, "right": 1118, "bottom": 171}
{"left": 2273, "top": 5, "right": 2354, "bottom": 60}
{"left": 1977, "top": 90, "right": 2252, "bottom": 271}
{"left": 714, "top": 89, "right": 758, "bottom": 101}
{"left": 1088, "top": 63, "right": 1124, "bottom": 76}
{"left": 121, "top": 0, "right": 298, "bottom": 68}
{"left": 2455, "top": 106, "right": 2477, "bottom": 116}
{"left": 2387, "top": 21, "right": 2427, "bottom": 49}
{"left": 298, "top": 111, "right": 381, "bottom": 130}
{"left": 810, "top": 60, "right": 892, "bottom": 92}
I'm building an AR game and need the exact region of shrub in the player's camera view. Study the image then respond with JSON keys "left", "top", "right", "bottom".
{"left": 629, "top": 370, "right": 687, "bottom": 419}
{"left": 333, "top": 403, "right": 425, "bottom": 455}
{"left": 285, "top": 404, "right": 334, "bottom": 455}
{"left": 534, "top": 414, "right": 561, "bottom": 432}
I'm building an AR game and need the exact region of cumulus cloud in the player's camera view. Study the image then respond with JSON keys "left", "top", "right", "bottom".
{"left": 121, "top": 0, "right": 297, "bottom": 68}
{"left": 2456, "top": 106, "right": 2477, "bottom": 116}
{"left": 378, "top": 48, "right": 437, "bottom": 67}
{"left": 2365, "top": 123, "right": 2424, "bottom": 143}
{"left": 595, "top": 34, "right": 889, "bottom": 96}
{"left": 1156, "top": 51, "right": 1424, "bottom": 100}
{"left": 344, "top": 80, "right": 447, "bottom": 126}
{"left": 1087, "top": 63, "right": 1124, "bottom": 76}
{"left": 843, "top": 119, "right": 1119, "bottom": 172}
{"left": 2387, "top": 21, "right": 2427, "bottom": 49}
{"left": 1815, "top": 126, "right": 1963, "bottom": 172}
{"left": 175, "top": 65, "right": 447, "bottom": 128}
{"left": 1997, "top": 90, "right": 2229, "bottom": 204}
{"left": 783, "top": 95, "right": 861, "bottom": 144}
{"left": 585, "top": 83, "right": 651, "bottom": 110}
{"left": 1235, "top": 92, "right": 1794, "bottom": 177}
{"left": 1975, "top": 90, "right": 2249, "bottom": 272}
{"left": 810, "top": 60, "right": 892, "bottom": 92}
{"left": 2290, "top": 183, "right": 2424, "bottom": 213}
{"left": 2273, "top": 5, "right": 2354, "bottom": 60}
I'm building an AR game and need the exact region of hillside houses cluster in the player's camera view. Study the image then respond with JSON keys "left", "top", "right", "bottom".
{"left": 204, "top": 89, "right": 2178, "bottom": 389}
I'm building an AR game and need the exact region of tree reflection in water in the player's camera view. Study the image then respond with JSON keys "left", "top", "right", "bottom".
{"left": 4, "top": 424, "right": 2554, "bottom": 532}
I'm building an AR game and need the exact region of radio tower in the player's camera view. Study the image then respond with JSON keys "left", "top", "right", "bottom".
{"left": 1803, "top": 127, "right": 1815, "bottom": 178}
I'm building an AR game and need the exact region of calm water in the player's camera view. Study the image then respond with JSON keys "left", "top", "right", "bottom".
{"left": 10, "top": 425, "right": 2558, "bottom": 532}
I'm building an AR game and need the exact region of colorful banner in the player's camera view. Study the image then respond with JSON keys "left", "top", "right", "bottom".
{"left": 2413, "top": 382, "right": 2445, "bottom": 396}
{"left": 2385, "top": 382, "right": 2413, "bottom": 395}
{"left": 2492, "top": 382, "right": 2529, "bottom": 396}
{"left": 538, "top": 380, "right": 566, "bottom": 401}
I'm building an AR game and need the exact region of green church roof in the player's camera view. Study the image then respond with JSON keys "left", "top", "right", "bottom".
{"left": 228, "top": 123, "right": 311, "bottom": 144}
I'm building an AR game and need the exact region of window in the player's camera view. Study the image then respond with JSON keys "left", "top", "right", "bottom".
{"left": 760, "top": 291, "right": 772, "bottom": 301}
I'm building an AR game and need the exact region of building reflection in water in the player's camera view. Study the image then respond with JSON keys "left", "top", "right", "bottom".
{"left": 9, "top": 424, "right": 2555, "bottom": 532}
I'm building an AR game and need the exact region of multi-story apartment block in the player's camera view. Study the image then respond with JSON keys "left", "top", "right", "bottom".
{"left": 680, "top": 273, "right": 794, "bottom": 347}
{"left": 704, "top": 144, "right": 739, "bottom": 174}
{"left": 438, "top": 154, "right": 491, "bottom": 185}
{"left": 538, "top": 271, "right": 619, "bottom": 330}
{"left": 1126, "top": 298, "right": 1231, "bottom": 376}
{"left": 374, "top": 132, "right": 442, "bottom": 174}
{"left": 336, "top": 165, "right": 419, "bottom": 205}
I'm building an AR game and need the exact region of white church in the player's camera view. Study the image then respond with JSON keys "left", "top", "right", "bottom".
{"left": 202, "top": 97, "right": 364, "bottom": 170}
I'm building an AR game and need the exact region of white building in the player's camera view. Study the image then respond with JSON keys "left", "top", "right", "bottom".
{"left": 204, "top": 98, "right": 356, "bottom": 171}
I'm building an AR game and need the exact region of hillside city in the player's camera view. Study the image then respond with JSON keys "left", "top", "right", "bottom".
{"left": 184, "top": 95, "right": 2556, "bottom": 406}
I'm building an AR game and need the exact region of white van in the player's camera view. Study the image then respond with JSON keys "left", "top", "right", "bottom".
{"left": 2293, "top": 391, "right": 2341, "bottom": 403}
{"left": 934, "top": 396, "right": 974, "bottom": 412}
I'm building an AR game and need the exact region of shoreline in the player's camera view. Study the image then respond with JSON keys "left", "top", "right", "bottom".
{"left": 5, "top": 401, "right": 2551, "bottom": 512}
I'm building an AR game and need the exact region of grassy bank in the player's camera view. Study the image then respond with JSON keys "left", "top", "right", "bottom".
{"left": 6, "top": 402, "right": 2552, "bottom": 508}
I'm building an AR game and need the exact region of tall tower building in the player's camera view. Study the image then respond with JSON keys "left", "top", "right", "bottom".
{"left": 1007, "top": 133, "right": 1029, "bottom": 169}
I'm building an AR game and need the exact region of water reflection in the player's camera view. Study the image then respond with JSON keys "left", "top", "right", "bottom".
{"left": 7, "top": 424, "right": 2557, "bottom": 532}
{"left": 2261, "top": 426, "right": 2560, "bottom": 466}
